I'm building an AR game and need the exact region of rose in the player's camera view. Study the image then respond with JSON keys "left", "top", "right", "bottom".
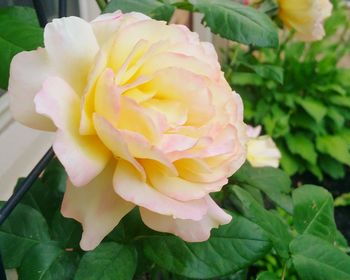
{"left": 277, "top": 0, "right": 332, "bottom": 41}
{"left": 246, "top": 125, "right": 281, "bottom": 168}
{"left": 9, "top": 11, "right": 247, "bottom": 250}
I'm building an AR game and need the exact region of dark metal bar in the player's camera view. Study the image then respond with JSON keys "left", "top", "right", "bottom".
{"left": 32, "top": 0, "right": 47, "bottom": 27}
{"left": 0, "top": 148, "right": 54, "bottom": 226}
{"left": 0, "top": 254, "right": 5, "bottom": 280}
{"left": 59, "top": 0, "right": 67, "bottom": 18}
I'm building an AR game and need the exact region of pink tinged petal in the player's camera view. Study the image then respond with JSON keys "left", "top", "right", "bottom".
{"left": 119, "top": 130, "right": 177, "bottom": 175}
{"left": 8, "top": 49, "right": 55, "bottom": 131}
{"left": 92, "top": 11, "right": 149, "bottom": 46}
{"left": 158, "top": 134, "right": 197, "bottom": 154}
{"left": 44, "top": 16, "right": 99, "bottom": 95}
{"left": 146, "top": 68, "right": 214, "bottom": 126}
{"left": 168, "top": 125, "right": 238, "bottom": 161}
{"left": 246, "top": 125, "right": 262, "bottom": 138}
{"left": 113, "top": 160, "right": 208, "bottom": 220}
{"left": 143, "top": 160, "right": 227, "bottom": 201}
{"left": 140, "top": 196, "right": 232, "bottom": 242}
{"left": 110, "top": 20, "right": 188, "bottom": 72}
{"left": 61, "top": 162, "right": 135, "bottom": 251}
{"left": 34, "top": 77, "right": 110, "bottom": 186}
{"left": 93, "top": 114, "right": 146, "bottom": 179}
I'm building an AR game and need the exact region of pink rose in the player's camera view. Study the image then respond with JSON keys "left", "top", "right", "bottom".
{"left": 9, "top": 11, "right": 246, "bottom": 250}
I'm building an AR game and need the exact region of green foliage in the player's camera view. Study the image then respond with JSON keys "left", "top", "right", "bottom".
{"left": 74, "top": 243, "right": 137, "bottom": 280}
{"left": 224, "top": 0, "right": 350, "bottom": 180}
{"left": 228, "top": 163, "right": 349, "bottom": 280}
{"left": 0, "top": 6, "right": 43, "bottom": 89}
{"left": 105, "top": 0, "right": 278, "bottom": 47}
{"left": 104, "top": 0, "right": 175, "bottom": 21}
{"left": 143, "top": 214, "right": 271, "bottom": 279}
{"left": 290, "top": 235, "right": 350, "bottom": 280}
{"left": 1, "top": 160, "right": 348, "bottom": 279}
{"left": 188, "top": 0, "right": 278, "bottom": 47}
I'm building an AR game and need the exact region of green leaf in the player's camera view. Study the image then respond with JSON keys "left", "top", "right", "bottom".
{"left": 316, "top": 135, "right": 350, "bottom": 166}
{"left": 293, "top": 185, "right": 336, "bottom": 243}
{"left": 278, "top": 142, "right": 300, "bottom": 176}
{"left": 232, "top": 185, "right": 292, "bottom": 258}
{"left": 334, "top": 193, "right": 350, "bottom": 207}
{"left": 189, "top": 0, "right": 278, "bottom": 47}
{"left": 17, "top": 177, "right": 63, "bottom": 223}
{"left": 329, "top": 96, "right": 350, "bottom": 108}
{"left": 74, "top": 242, "right": 137, "bottom": 280}
{"left": 285, "top": 133, "right": 317, "bottom": 165}
{"left": 108, "top": 208, "right": 154, "bottom": 243}
{"left": 230, "top": 72, "right": 264, "bottom": 86}
{"left": 104, "top": 0, "right": 175, "bottom": 21}
{"left": 41, "top": 158, "right": 67, "bottom": 193}
{"left": 18, "top": 243, "right": 80, "bottom": 280}
{"left": 219, "top": 269, "right": 247, "bottom": 280}
{"left": 0, "top": 6, "right": 39, "bottom": 26}
{"left": 256, "top": 271, "right": 279, "bottom": 280}
{"left": 327, "top": 107, "right": 345, "bottom": 129}
{"left": 296, "top": 97, "right": 327, "bottom": 123}
{"left": 230, "top": 162, "right": 293, "bottom": 213}
{"left": 50, "top": 211, "right": 82, "bottom": 248}
{"left": 143, "top": 214, "right": 271, "bottom": 279}
{"left": 319, "top": 155, "right": 345, "bottom": 179}
{"left": 0, "top": 203, "right": 50, "bottom": 268}
{"left": 290, "top": 234, "right": 350, "bottom": 280}
{"left": 0, "top": 6, "right": 43, "bottom": 89}
{"left": 245, "top": 64, "right": 283, "bottom": 84}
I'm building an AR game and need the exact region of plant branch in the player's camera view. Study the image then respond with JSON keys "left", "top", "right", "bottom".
{"left": 96, "top": 0, "right": 108, "bottom": 11}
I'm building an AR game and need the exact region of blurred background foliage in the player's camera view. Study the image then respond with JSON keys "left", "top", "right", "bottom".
{"left": 224, "top": 0, "right": 350, "bottom": 183}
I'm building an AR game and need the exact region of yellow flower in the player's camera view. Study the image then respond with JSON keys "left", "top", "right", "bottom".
{"left": 9, "top": 11, "right": 247, "bottom": 250}
{"left": 246, "top": 126, "right": 281, "bottom": 168}
{"left": 278, "top": 0, "right": 332, "bottom": 41}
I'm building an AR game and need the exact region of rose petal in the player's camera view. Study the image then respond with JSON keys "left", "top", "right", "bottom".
{"left": 34, "top": 77, "right": 110, "bottom": 186}
{"left": 61, "top": 162, "right": 134, "bottom": 251}
{"left": 44, "top": 16, "right": 99, "bottom": 95}
{"left": 9, "top": 49, "right": 55, "bottom": 130}
{"left": 93, "top": 114, "right": 146, "bottom": 179}
{"left": 143, "top": 68, "right": 214, "bottom": 126}
{"left": 140, "top": 196, "right": 232, "bottom": 242}
{"left": 113, "top": 160, "right": 208, "bottom": 220}
{"left": 143, "top": 160, "right": 228, "bottom": 201}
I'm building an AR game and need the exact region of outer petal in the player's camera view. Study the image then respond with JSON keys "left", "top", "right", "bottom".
{"left": 113, "top": 160, "right": 208, "bottom": 220}
{"left": 44, "top": 16, "right": 99, "bottom": 95}
{"left": 34, "top": 77, "right": 110, "bottom": 186}
{"left": 140, "top": 196, "right": 232, "bottom": 242}
{"left": 61, "top": 162, "right": 134, "bottom": 251}
{"left": 8, "top": 49, "right": 55, "bottom": 130}
{"left": 91, "top": 11, "right": 149, "bottom": 46}
{"left": 143, "top": 160, "right": 227, "bottom": 201}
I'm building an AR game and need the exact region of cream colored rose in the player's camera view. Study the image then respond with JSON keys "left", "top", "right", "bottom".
{"left": 9, "top": 11, "right": 247, "bottom": 250}
{"left": 247, "top": 126, "right": 281, "bottom": 168}
{"left": 277, "top": 0, "right": 332, "bottom": 41}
